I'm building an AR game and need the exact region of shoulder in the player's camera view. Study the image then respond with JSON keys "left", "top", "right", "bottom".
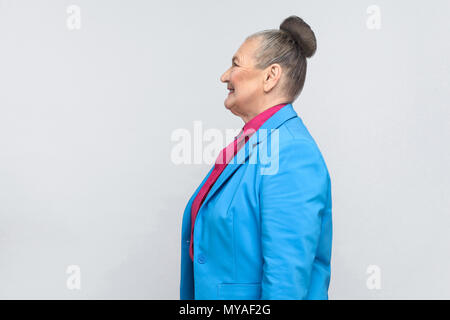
{"left": 258, "top": 116, "right": 329, "bottom": 178}
{"left": 265, "top": 116, "right": 326, "bottom": 160}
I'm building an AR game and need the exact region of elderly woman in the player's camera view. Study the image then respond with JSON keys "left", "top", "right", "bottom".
{"left": 180, "top": 16, "right": 332, "bottom": 300}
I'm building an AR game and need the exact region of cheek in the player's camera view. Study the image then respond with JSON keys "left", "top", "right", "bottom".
{"left": 231, "top": 70, "right": 257, "bottom": 92}
{"left": 229, "top": 70, "right": 242, "bottom": 85}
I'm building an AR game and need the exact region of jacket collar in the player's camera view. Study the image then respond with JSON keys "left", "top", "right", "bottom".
{"left": 197, "top": 103, "right": 298, "bottom": 212}
{"left": 253, "top": 102, "right": 297, "bottom": 145}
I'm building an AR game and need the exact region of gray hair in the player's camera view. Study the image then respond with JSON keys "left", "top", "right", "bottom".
{"left": 246, "top": 16, "right": 317, "bottom": 102}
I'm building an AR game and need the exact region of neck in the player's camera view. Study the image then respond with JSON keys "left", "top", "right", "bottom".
{"left": 241, "top": 98, "right": 290, "bottom": 123}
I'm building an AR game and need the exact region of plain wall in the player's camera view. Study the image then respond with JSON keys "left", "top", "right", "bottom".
{"left": 0, "top": 0, "right": 449, "bottom": 299}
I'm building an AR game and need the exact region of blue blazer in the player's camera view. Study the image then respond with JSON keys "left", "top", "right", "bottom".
{"left": 180, "top": 103, "right": 332, "bottom": 300}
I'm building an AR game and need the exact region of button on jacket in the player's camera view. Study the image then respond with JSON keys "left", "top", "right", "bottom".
{"left": 180, "top": 103, "right": 332, "bottom": 300}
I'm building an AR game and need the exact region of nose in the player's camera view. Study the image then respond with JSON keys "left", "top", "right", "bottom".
{"left": 220, "top": 67, "right": 230, "bottom": 83}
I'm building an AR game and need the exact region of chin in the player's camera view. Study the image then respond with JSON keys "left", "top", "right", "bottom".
{"left": 224, "top": 100, "right": 234, "bottom": 111}
{"left": 224, "top": 97, "right": 233, "bottom": 110}
{"left": 224, "top": 95, "right": 241, "bottom": 116}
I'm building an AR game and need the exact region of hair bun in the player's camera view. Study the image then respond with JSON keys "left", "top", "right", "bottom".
{"left": 280, "top": 15, "right": 317, "bottom": 58}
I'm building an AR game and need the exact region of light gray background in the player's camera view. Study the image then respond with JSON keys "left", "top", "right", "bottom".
{"left": 0, "top": 0, "right": 449, "bottom": 299}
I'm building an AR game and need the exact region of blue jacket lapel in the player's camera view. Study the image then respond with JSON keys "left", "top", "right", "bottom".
{"left": 198, "top": 103, "right": 298, "bottom": 211}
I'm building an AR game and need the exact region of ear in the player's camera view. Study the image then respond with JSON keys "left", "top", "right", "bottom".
{"left": 263, "top": 63, "right": 283, "bottom": 93}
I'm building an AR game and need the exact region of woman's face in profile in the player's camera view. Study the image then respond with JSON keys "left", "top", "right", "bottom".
{"left": 220, "top": 38, "right": 264, "bottom": 118}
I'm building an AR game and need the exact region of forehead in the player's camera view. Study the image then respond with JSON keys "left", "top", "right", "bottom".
{"left": 233, "top": 38, "right": 259, "bottom": 64}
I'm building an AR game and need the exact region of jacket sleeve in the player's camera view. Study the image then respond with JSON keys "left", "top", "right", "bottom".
{"left": 259, "top": 138, "right": 330, "bottom": 299}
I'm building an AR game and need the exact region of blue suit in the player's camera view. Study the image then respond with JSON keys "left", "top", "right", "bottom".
{"left": 180, "top": 103, "right": 332, "bottom": 300}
